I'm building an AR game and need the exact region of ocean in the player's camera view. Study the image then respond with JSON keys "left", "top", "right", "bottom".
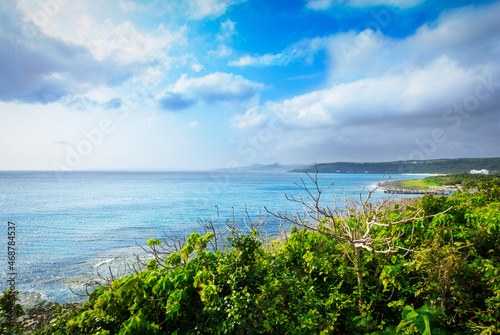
{"left": 0, "top": 171, "right": 428, "bottom": 304}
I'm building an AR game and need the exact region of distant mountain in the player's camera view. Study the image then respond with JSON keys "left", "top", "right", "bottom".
{"left": 254, "top": 163, "right": 309, "bottom": 171}
{"left": 291, "top": 158, "right": 500, "bottom": 175}
{"left": 239, "top": 163, "right": 266, "bottom": 171}
{"left": 214, "top": 162, "right": 309, "bottom": 172}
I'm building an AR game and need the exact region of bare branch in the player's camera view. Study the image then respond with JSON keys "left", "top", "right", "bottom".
{"left": 266, "top": 170, "right": 452, "bottom": 256}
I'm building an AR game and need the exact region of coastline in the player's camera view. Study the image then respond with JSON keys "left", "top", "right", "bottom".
{"left": 16, "top": 292, "right": 83, "bottom": 333}
{"left": 400, "top": 173, "right": 446, "bottom": 176}
{"left": 2, "top": 172, "right": 434, "bottom": 312}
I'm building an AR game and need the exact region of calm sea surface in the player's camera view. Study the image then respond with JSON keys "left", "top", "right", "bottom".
{"left": 0, "top": 171, "right": 428, "bottom": 303}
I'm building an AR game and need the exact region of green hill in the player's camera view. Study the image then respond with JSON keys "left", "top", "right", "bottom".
{"left": 291, "top": 157, "right": 500, "bottom": 174}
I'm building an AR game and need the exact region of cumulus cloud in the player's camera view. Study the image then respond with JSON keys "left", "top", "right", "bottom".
{"left": 231, "top": 106, "right": 271, "bottom": 128}
{"left": 14, "top": 1, "right": 185, "bottom": 66}
{"left": 325, "top": 2, "right": 500, "bottom": 81}
{"left": 231, "top": 1, "right": 500, "bottom": 160}
{"left": 158, "top": 72, "right": 263, "bottom": 110}
{"left": 186, "top": 0, "right": 247, "bottom": 19}
{"left": 0, "top": 4, "right": 110, "bottom": 103}
{"left": 404, "top": 3, "right": 500, "bottom": 67}
{"left": 175, "top": 72, "right": 263, "bottom": 103}
{"left": 158, "top": 92, "right": 195, "bottom": 111}
{"left": 234, "top": 57, "right": 499, "bottom": 129}
{"left": 231, "top": 1, "right": 500, "bottom": 76}
{"left": 70, "top": 17, "right": 184, "bottom": 65}
{"left": 0, "top": 2, "right": 185, "bottom": 105}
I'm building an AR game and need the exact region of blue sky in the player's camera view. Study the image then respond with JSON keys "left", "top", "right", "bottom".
{"left": 1, "top": 0, "right": 499, "bottom": 170}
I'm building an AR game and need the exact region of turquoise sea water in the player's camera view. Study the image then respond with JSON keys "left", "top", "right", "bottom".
{"left": 0, "top": 171, "right": 428, "bottom": 303}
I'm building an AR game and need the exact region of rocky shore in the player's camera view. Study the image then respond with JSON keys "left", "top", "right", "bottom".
{"left": 15, "top": 292, "right": 84, "bottom": 334}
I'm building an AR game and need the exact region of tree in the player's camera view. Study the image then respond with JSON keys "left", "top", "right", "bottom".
{"left": 0, "top": 289, "right": 25, "bottom": 334}
{"left": 267, "top": 171, "right": 450, "bottom": 310}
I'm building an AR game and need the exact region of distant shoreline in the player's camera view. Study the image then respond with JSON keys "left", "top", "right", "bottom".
{"left": 400, "top": 173, "right": 445, "bottom": 176}
{"left": 292, "top": 157, "right": 500, "bottom": 175}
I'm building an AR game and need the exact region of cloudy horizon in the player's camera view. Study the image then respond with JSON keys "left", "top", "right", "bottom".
{"left": 1, "top": 0, "right": 499, "bottom": 171}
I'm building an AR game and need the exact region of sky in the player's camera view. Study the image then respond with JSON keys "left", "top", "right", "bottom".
{"left": 0, "top": 0, "right": 499, "bottom": 170}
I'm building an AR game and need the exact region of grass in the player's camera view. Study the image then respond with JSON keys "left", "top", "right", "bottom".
{"left": 423, "top": 173, "right": 499, "bottom": 186}
{"left": 399, "top": 179, "right": 436, "bottom": 189}
{"left": 384, "top": 174, "right": 500, "bottom": 191}
{"left": 383, "top": 179, "right": 437, "bottom": 190}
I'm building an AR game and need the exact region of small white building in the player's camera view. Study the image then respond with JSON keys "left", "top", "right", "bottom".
{"left": 470, "top": 169, "right": 489, "bottom": 175}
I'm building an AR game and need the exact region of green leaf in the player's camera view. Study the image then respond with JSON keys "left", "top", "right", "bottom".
{"left": 147, "top": 239, "right": 161, "bottom": 246}
{"left": 388, "top": 300, "right": 404, "bottom": 308}
{"left": 415, "top": 315, "right": 432, "bottom": 335}
{"left": 167, "top": 252, "right": 181, "bottom": 266}
{"left": 172, "top": 303, "right": 181, "bottom": 313}
{"left": 402, "top": 306, "right": 416, "bottom": 321}
{"left": 187, "top": 232, "right": 201, "bottom": 245}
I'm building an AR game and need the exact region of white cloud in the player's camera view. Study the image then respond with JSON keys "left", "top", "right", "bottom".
{"left": 231, "top": 106, "right": 270, "bottom": 128}
{"left": 325, "top": 29, "right": 395, "bottom": 81}
{"left": 231, "top": 0, "right": 500, "bottom": 163}
{"left": 210, "top": 44, "right": 233, "bottom": 58}
{"left": 325, "top": 2, "right": 500, "bottom": 81}
{"left": 191, "top": 63, "right": 204, "bottom": 72}
{"left": 0, "top": 2, "right": 112, "bottom": 104}
{"left": 120, "top": 0, "right": 138, "bottom": 12}
{"left": 404, "top": 2, "right": 500, "bottom": 66}
{"left": 15, "top": 1, "right": 185, "bottom": 66}
{"left": 189, "top": 121, "right": 199, "bottom": 128}
{"left": 234, "top": 57, "right": 497, "bottom": 130}
{"left": 172, "top": 72, "right": 263, "bottom": 103}
{"left": 229, "top": 37, "right": 326, "bottom": 67}
{"left": 217, "top": 19, "right": 237, "bottom": 41}
{"left": 306, "top": 0, "right": 426, "bottom": 10}
{"left": 72, "top": 17, "right": 185, "bottom": 65}
{"left": 306, "top": 0, "right": 335, "bottom": 11}
{"left": 186, "top": 0, "right": 246, "bottom": 19}
{"left": 158, "top": 72, "right": 263, "bottom": 110}
{"left": 0, "top": 0, "right": 187, "bottom": 109}
{"left": 229, "top": 54, "right": 288, "bottom": 67}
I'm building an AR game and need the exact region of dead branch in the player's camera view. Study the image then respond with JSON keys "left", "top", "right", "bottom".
{"left": 266, "top": 170, "right": 452, "bottom": 254}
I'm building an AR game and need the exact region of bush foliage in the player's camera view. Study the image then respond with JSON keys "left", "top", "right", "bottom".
{"left": 421, "top": 174, "right": 500, "bottom": 188}
{"left": 12, "top": 179, "right": 500, "bottom": 334}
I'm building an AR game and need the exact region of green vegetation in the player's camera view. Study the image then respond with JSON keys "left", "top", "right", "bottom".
{"left": 387, "top": 174, "right": 500, "bottom": 190}
{"left": 293, "top": 157, "right": 500, "bottom": 174}
{"left": 0, "top": 289, "right": 24, "bottom": 334}
{"left": 5, "top": 178, "right": 500, "bottom": 334}
{"left": 398, "top": 179, "right": 433, "bottom": 190}
{"left": 422, "top": 174, "right": 500, "bottom": 187}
